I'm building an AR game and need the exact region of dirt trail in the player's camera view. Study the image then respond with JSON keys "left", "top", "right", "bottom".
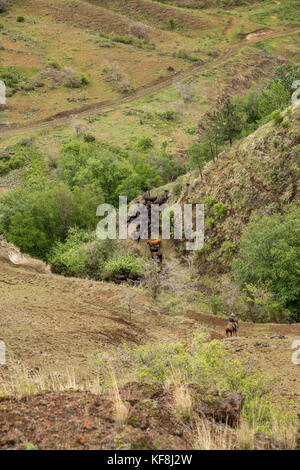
{"left": 0, "top": 28, "right": 299, "bottom": 138}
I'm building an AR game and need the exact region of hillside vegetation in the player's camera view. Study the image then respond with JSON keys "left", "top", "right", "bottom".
{"left": 0, "top": 0, "right": 300, "bottom": 451}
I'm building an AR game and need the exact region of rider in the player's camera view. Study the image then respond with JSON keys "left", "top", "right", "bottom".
{"left": 229, "top": 313, "right": 238, "bottom": 332}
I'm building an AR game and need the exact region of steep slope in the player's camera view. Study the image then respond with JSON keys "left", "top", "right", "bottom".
{"left": 172, "top": 106, "right": 300, "bottom": 270}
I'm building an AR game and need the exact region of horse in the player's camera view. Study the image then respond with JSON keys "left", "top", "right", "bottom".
{"left": 147, "top": 240, "right": 163, "bottom": 263}
{"left": 147, "top": 239, "right": 161, "bottom": 248}
{"left": 225, "top": 319, "right": 238, "bottom": 338}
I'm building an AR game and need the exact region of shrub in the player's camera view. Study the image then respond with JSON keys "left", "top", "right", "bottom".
{"left": 168, "top": 18, "right": 175, "bottom": 30}
{"left": 0, "top": 143, "right": 40, "bottom": 176}
{"left": 203, "top": 196, "right": 218, "bottom": 208}
{"left": 187, "top": 141, "right": 211, "bottom": 176}
{"left": 0, "top": 147, "right": 28, "bottom": 176}
{"left": 129, "top": 22, "right": 150, "bottom": 41}
{"left": 79, "top": 74, "right": 89, "bottom": 86}
{"left": 160, "top": 110, "right": 177, "bottom": 121}
{"left": 281, "top": 118, "right": 290, "bottom": 129}
{"left": 48, "top": 228, "right": 115, "bottom": 278}
{"left": 102, "top": 255, "right": 142, "bottom": 280}
{"left": 135, "top": 136, "right": 153, "bottom": 151}
{"left": 49, "top": 231, "right": 89, "bottom": 277}
{"left": 111, "top": 34, "right": 133, "bottom": 45}
{"left": 62, "top": 67, "right": 88, "bottom": 88}
{"left": 185, "top": 126, "right": 198, "bottom": 135}
{"left": 174, "top": 47, "right": 198, "bottom": 62}
{"left": 274, "top": 64, "right": 300, "bottom": 94}
{"left": 102, "top": 62, "right": 133, "bottom": 93}
{"left": 258, "top": 83, "right": 289, "bottom": 119}
{"left": 172, "top": 180, "right": 183, "bottom": 197}
{"left": 40, "top": 66, "right": 88, "bottom": 89}
{"left": 17, "top": 16, "right": 25, "bottom": 23}
{"left": 206, "top": 217, "right": 215, "bottom": 229}
{"left": 83, "top": 134, "right": 96, "bottom": 143}
{"left": 213, "top": 202, "right": 227, "bottom": 219}
{"left": 47, "top": 60, "right": 60, "bottom": 70}
{"left": 271, "top": 109, "right": 283, "bottom": 125}
{"left": 220, "top": 241, "right": 236, "bottom": 258}
{"left": 85, "top": 238, "right": 115, "bottom": 277}
{"left": 0, "top": 65, "right": 28, "bottom": 95}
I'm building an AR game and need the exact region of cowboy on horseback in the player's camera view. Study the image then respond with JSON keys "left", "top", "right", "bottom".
{"left": 226, "top": 313, "right": 239, "bottom": 337}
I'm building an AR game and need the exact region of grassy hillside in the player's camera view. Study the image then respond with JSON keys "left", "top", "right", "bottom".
{"left": 0, "top": 0, "right": 299, "bottom": 138}
{"left": 0, "top": 0, "right": 300, "bottom": 451}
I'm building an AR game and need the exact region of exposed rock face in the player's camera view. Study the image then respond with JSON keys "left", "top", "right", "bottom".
{"left": 254, "top": 432, "right": 276, "bottom": 450}
{"left": 210, "top": 391, "right": 244, "bottom": 428}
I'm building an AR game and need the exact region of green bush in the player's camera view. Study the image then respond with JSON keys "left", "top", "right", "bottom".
{"left": 185, "top": 126, "right": 198, "bottom": 135}
{"left": 274, "top": 64, "right": 300, "bottom": 94}
{"left": 258, "top": 83, "right": 289, "bottom": 120}
{"left": 0, "top": 145, "right": 34, "bottom": 176}
{"left": 172, "top": 179, "right": 183, "bottom": 197}
{"left": 232, "top": 207, "right": 300, "bottom": 322}
{"left": 220, "top": 241, "right": 236, "bottom": 258}
{"left": 168, "top": 18, "right": 175, "bottom": 30}
{"left": 83, "top": 134, "right": 96, "bottom": 143}
{"left": 80, "top": 74, "right": 89, "bottom": 86}
{"left": 243, "top": 284, "right": 290, "bottom": 324}
{"left": 206, "top": 217, "right": 215, "bottom": 229}
{"left": 0, "top": 181, "right": 101, "bottom": 260}
{"left": 48, "top": 228, "right": 115, "bottom": 278}
{"left": 271, "top": 109, "right": 283, "bottom": 125}
{"left": 135, "top": 136, "right": 153, "bottom": 151}
{"left": 17, "top": 16, "right": 25, "bottom": 22}
{"left": 102, "top": 255, "right": 142, "bottom": 280}
{"left": 281, "top": 118, "right": 290, "bottom": 129}
{"left": 203, "top": 196, "right": 217, "bottom": 208}
{"left": 47, "top": 60, "right": 60, "bottom": 70}
{"left": 213, "top": 202, "right": 227, "bottom": 219}
{"left": 0, "top": 66, "right": 27, "bottom": 94}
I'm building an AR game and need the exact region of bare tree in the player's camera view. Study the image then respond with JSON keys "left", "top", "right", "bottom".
{"left": 121, "top": 287, "right": 137, "bottom": 322}
{"left": 130, "top": 22, "right": 150, "bottom": 42}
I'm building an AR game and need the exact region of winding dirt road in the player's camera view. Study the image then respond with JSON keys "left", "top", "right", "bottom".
{"left": 0, "top": 28, "right": 299, "bottom": 138}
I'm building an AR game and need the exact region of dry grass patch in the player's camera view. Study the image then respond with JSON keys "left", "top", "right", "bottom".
{"left": 111, "top": 372, "right": 129, "bottom": 426}
{"left": 193, "top": 418, "right": 236, "bottom": 450}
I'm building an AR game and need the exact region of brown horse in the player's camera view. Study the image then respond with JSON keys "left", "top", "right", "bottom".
{"left": 225, "top": 320, "right": 238, "bottom": 337}
{"left": 147, "top": 239, "right": 161, "bottom": 248}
